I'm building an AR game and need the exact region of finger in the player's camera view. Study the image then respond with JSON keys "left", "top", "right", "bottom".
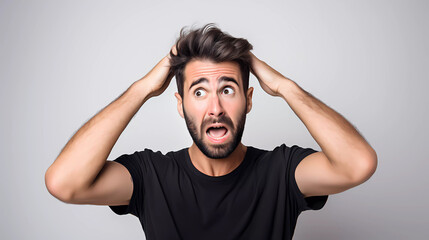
{"left": 171, "top": 45, "right": 177, "bottom": 55}
{"left": 249, "top": 51, "right": 262, "bottom": 77}
{"left": 167, "top": 44, "right": 177, "bottom": 58}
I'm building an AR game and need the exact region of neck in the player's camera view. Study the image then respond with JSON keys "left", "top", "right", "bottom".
{"left": 188, "top": 143, "right": 247, "bottom": 177}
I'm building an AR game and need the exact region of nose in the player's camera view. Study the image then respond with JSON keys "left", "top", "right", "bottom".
{"left": 208, "top": 94, "right": 224, "bottom": 117}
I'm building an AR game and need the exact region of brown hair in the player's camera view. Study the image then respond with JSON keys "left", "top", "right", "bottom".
{"left": 169, "top": 23, "right": 253, "bottom": 97}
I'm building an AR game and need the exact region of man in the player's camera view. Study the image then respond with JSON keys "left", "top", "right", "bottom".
{"left": 45, "top": 24, "right": 377, "bottom": 239}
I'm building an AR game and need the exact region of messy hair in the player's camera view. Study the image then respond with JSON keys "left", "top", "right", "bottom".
{"left": 169, "top": 23, "right": 253, "bottom": 97}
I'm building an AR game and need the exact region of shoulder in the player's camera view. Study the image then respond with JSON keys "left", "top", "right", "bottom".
{"left": 250, "top": 144, "right": 317, "bottom": 163}
{"left": 113, "top": 148, "right": 188, "bottom": 170}
{"left": 120, "top": 148, "right": 188, "bottom": 160}
{"left": 274, "top": 144, "right": 317, "bottom": 157}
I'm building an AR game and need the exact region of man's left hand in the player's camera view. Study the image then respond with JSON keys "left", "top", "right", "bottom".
{"left": 249, "top": 52, "right": 292, "bottom": 97}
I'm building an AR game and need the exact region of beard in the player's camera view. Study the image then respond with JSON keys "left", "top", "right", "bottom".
{"left": 183, "top": 107, "right": 246, "bottom": 159}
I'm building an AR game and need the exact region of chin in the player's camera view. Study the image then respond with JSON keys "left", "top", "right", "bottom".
{"left": 198, "top": 138, "right": 240, "bottom": 159}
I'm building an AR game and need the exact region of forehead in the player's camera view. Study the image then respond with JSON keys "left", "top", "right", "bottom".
{"left": 183, "top": 59, "right": 241, "bottom": 84}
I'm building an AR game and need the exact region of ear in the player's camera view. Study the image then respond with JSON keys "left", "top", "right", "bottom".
{"left": 246, "top": 87, "right": 254, "bottom": 114}
{"left": 175, "top": 92, "right": 184, "bottom": 118}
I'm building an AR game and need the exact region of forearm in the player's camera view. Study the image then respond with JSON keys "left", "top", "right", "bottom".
{"left": 278, "top": 78, "right": 377, "bottom": 179}
{"left": 45, "top": 79, "right": 150, "bottom": 198}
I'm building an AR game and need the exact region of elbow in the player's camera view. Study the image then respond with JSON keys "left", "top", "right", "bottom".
{"left": 351, "top": 148, "right": 378, "bottom": 185}
{"left": 45, "top": 167, "right": 75, "bottom": 204}
{"left": 364, "top": 147, "right": 378, "bottom": 179}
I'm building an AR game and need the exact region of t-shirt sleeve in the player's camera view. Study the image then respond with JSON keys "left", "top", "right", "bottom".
{"left": 108, "top": 151, "right": 145, "bottom": 217}
{"left": 286, "top": 144, "right": 329, "bottom": 212}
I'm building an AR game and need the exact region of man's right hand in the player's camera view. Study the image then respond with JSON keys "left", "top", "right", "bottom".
{"left": 139, "top": 46, "right": 176, "bottom": 100}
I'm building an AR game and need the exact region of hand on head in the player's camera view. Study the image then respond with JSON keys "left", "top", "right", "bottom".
{"left": 249, "top": 51, "right": 290, "bottom": 97}
{"left": 140, "top": 45, "right": 177, "bottom": 99}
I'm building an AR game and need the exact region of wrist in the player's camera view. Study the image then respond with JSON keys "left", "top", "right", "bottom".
{"left": 277, "top": 78, "right": 299, "bottom": 100}
{"left": 130, "top": 79, "right": 153, "bottom": 104}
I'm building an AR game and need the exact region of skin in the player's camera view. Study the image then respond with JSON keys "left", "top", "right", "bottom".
{"left": 175, "top": 60, "right": 253, "bottom": 176}
{"left": 45, "top": 45, "right": 377, "bottom": 208}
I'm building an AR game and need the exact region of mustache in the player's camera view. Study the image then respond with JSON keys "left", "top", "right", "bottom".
{"left": 202, "top": 115, "right": 234, "bottom": 130}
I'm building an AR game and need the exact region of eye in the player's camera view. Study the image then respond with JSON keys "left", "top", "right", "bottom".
{"left": 222, "top": 87, "right": 235, "bottom": 95}
{"left": 194, "top": 89, "right": 206, "bottom": 97}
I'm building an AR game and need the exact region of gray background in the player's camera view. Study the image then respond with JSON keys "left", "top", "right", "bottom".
{"left": 1, "top": 0, "right": 427, "bottom": 239}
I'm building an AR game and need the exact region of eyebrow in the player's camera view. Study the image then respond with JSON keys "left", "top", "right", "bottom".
{"left": 188, "top": 76, "right": 239, "bottom": 91}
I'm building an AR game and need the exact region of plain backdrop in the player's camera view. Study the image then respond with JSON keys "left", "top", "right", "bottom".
{"left": 1, "top": 0, "right": 428, "bottom": 239}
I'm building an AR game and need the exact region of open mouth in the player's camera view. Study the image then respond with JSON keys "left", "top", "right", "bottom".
{"left": 206, "top": 126, "right": 229, "bottom": 143}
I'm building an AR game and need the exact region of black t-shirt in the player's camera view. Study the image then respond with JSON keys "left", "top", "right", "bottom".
{"left": 109, "top": 144, "right": 328, "bottom": 240}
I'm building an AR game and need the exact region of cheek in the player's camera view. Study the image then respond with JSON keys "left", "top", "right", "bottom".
{"left": 223, "top": 97, "right": 247, "bottom": 117}
{"left": 184, "top": 100, "right": 207, "bottom": 120}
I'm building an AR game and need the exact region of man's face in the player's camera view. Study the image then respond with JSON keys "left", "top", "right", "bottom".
{"left": 175, "top": 59, "right": 253, "bottom": 159}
